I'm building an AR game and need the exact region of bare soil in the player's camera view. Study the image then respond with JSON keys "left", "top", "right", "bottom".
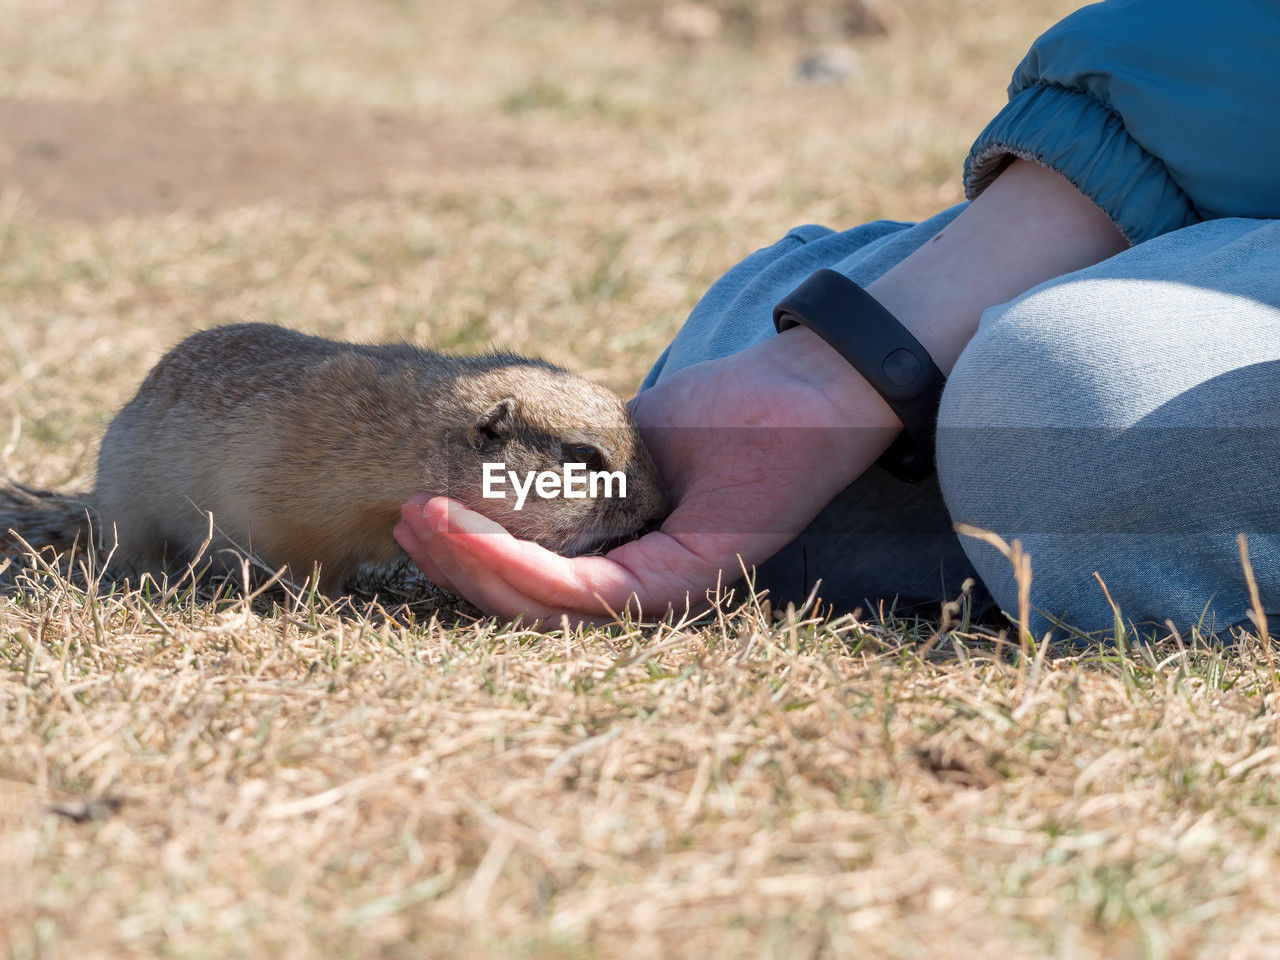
{"left": 0, "top": 98, "right": 544, "bottom": 221}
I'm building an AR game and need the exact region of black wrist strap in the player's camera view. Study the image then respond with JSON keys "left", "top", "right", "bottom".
{"left": 773, "top": 268, "right": 946, "bottom": 482}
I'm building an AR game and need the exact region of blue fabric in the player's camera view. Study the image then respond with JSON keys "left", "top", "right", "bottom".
{"left": 964, "top": 0, "right": 1280, "bottom": 244}
{"left": 939, "top": 216, "right": 1280, "bottom": 637}
{"left": 641, "top": 209, "right": 961, "bottom": 390}
{"left": 640, "top": 215, "right": 1280, "bottom": 638}
{"left": 966, "top": 85, "right": 1197, "bottom": 245}
{"left": 642, "top": 209, "right": 980, "bottom": 617}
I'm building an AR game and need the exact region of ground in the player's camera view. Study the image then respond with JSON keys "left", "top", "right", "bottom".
{"left": 3, "top": 1, "right": 1279, "bottom": 958}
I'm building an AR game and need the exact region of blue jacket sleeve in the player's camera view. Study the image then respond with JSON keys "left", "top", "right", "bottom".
{"left": 963, "top": 0, "right": 1280, "bottom": 245}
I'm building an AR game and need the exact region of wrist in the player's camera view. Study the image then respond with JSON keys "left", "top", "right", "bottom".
{"left": 773, "top": 270, "right": 947, "bottom": 481}
{"left": 770, "top": 325, "right": 901, "bottom": 431}
{"left": 861, "top": 160, "right": 1128, "bottom": 375}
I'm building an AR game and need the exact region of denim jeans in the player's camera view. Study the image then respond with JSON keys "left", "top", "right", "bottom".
{"left": 640, "top": 208, "right": 1280, "bottom": 637}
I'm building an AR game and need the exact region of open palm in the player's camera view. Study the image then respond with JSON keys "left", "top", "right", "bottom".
{"left": 394, "top": 328, "right": 896, "bottom": 625}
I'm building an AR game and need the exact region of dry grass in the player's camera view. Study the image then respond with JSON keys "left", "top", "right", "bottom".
{"left": 6, "top": 557, "right": 1280, "bottom": 959}
{"left": 4, "top": 1, "right": 1276, "bottom": 957}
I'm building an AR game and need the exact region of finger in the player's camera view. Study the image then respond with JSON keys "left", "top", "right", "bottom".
{"left": 421, "top": 499, "right": 717, "bottom": 622}
{"left": 399, "top": 493, "right": 465, "bottom": 593}
{"left": 393, "top": 516, "right": 457, "bottom": 594}
{"left": 417, "top": 515, "right": 618, "bottom": 627}
{"left": 400, "top": 498, "right": 586, "bottom": 623}
{"left": 425, "top": 527, "right": 596, "bottom": 627}
{"left": 419, "top": 497, "right": 643, "bottom": 613}
{"left": 410, "top": 498, "right": 728, "bottom": 623}
{"left": 412, "top": 502, "right": 601, "bottom": 621}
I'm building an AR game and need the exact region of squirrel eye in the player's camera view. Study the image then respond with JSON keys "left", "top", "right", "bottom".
{"left": 563, "top": 442, "right": 605, "bottom": 472}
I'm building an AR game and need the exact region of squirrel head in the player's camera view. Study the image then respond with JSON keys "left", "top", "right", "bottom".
{"left": 433, "top": 358, "right": 666, "bottom": 556}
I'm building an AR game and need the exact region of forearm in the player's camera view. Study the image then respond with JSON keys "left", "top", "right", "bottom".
{"left": 781, "top": 160, "right": 1129, "bottom": 445}
{"left": 870, "top": 159, "right": 1128, "bottom": 375}
{"left": 396, "top": 169, "right": 1130, "bottom": 623}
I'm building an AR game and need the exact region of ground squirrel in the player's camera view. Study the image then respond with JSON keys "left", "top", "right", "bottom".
{"left": 3, "top": 323, "right": 666, "bottom": 592}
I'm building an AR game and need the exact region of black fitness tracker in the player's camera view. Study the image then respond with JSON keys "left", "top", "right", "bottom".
{"left": 773, "top": 268, "right": 946, "bottom": 482}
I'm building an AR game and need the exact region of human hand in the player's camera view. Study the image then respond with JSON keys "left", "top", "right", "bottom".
{"left": 393, "top": 326, "right": 899, "bottom": 625}
{"left": 394, "top": 160, "right": 1130, "bottom": 626}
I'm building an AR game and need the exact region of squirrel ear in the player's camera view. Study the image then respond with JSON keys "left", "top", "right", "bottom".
{"left": 476, "top": 398, "right": 515, "bottom": 440}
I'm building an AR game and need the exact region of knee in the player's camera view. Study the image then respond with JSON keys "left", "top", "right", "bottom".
{"left": 933, "top": 277, "right": 1272, "bottom": 636}
{"left": 933, "top": 223, "right": 1280, "bottom": 635}
{"left": 934, "top": 283, "right": 1116, "bottom": 631}
{"left": 935, "top": 277, "right": 1129, "bottom": 530}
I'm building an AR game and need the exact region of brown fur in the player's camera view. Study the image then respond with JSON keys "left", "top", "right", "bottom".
{"left": 5, "top": 323, "right": 666, "bottom": 592}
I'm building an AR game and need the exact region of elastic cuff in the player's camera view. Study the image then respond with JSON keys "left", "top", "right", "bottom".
{"left": 963, "top": 84, "right": 1200, "bottom": 247}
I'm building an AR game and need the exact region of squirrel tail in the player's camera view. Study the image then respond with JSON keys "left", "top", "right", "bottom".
{"left": 0, "top": 481, "right": 97, "bottom": 557}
